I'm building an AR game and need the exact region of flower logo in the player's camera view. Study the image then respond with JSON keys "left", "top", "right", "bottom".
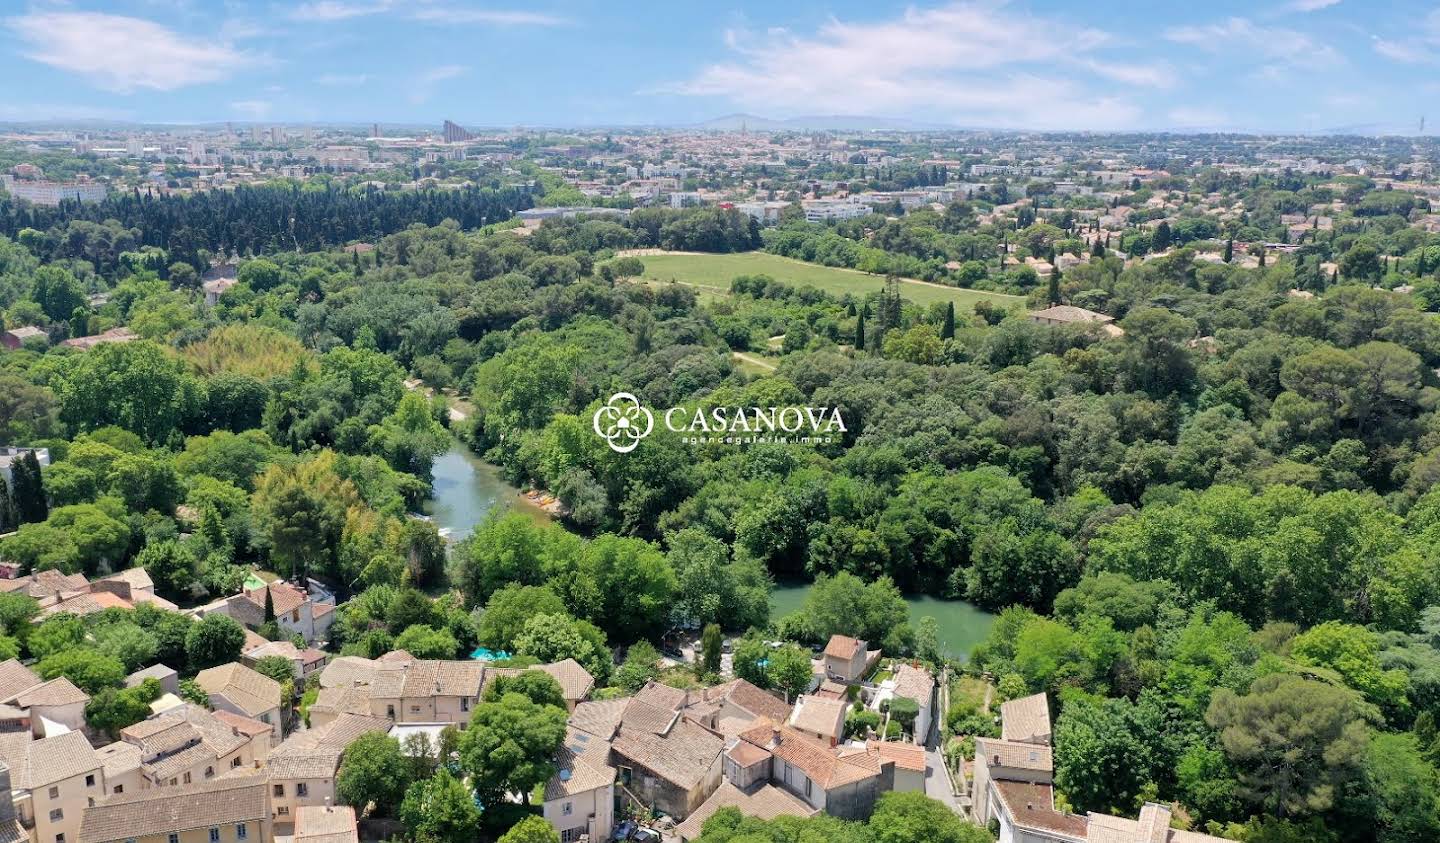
{"left": 593, "top": 392, "right": 654, "bottom": 453}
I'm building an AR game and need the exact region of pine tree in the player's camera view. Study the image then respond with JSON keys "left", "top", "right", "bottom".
{"left": 855, "top": 313, "right": 866, "bottom": 351}
{"left": 9, "top": 452, "right": 46, "bottom": 526}
{"left": 941, "top": 302, "right": 955, "bottom": 340}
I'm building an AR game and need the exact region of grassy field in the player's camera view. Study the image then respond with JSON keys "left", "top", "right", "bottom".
{"left": 637, "top": 251, "right": 1025, "bottom": 309}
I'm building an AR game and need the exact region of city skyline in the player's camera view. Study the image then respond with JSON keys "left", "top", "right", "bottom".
{"left": 3, "top": 0, "right": 1440, "bottom": 134}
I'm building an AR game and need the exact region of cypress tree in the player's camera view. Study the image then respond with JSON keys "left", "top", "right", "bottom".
{"left": 1259, "top": 250, "right": 1267, "bottom": 269}
{"left": 941, "top": 302, "right": 955, "bottom": 340}
{"left": 263, "top": 585, "right": 276, "bottom": 623}
{"left": 9, "top": 452, "right": 46, "bottom": 525}
{"left": 1047, "top": 266, "right": 1062, "bottom": 304}
{"left": 855, "top": 313, "right": 866, "bottom": 351}
{"left": 0, "top": 475, "right": 11, "bottom": 533}
{"left": 1223, "top": 238, "right": 1233, "bottom": 263}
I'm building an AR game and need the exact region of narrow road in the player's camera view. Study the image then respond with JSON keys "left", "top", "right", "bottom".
{"left": 925, "top": 745, "right": 964, "bottom": 814}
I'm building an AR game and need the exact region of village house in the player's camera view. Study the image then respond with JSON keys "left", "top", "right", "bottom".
{"left": 76, "top": 774, "right": 270, "bottom": 843}
{"left": 194, "top": 582, "right": 335, "bottom": 645}
{"left": 308, "top": 655, "right": 485, "bottom": 728}
{"left": 543, "top": 728, "right": 618, "bottom": 843}
{"left": 0, "top": 660, "right": 89, "bottom": 738}
{"left": 265, "top": 714, "right": 390, "bottom": 823}
{"left": 193, "top": 664, "right": 284, "bottom": 742}
{"left": 0, "top": 730, "right": 105, "bottom": 843}
{"left": 1027, "top": 305, "right": 1124, "bottom": 337}
{"left": 240, "top": 641, "right": 328, "bottom": 682}
{"left": 726, "top": 719, "right": 924, "bottom": 821}
{"left": 101, "top": 706, "right": 270, "bottom": 793}
{"left": 124, "top": 666, "right": 179, "bottom": 698}
{"left": 786, "top": 696, "right": 847, "bottom": 746}
{"left": 821, "top": 635, "right": 871, "bottom": 683}
{"left": 889, "top": 664, "right": 935, "bottom": 746}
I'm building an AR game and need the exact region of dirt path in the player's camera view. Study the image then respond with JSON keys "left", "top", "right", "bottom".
{"left": 731, "top": 351, "right": 777, "bottom": 371}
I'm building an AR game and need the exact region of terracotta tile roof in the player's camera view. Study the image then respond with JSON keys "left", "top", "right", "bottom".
{"left": 891, "top": 664, "right": 934, "bottom": 704}
{"left": 544, "top": 740, "right": 616, "bottom": 800}
{"left": 866, "top": 739, "right": 925, "bottom": 772}
{"left": 96, "top": 741, "right": 142, "bottom": 778}
{"left": 0, "top": 730, "right": 100, "bottom": 788}
{"left": 823, "top": 635, "right": 864, "bottom": 660}
{"left": 10, "top": 676, "right": 88, "bottom": 707}
{"left": 266, "top": 714, "right": 389, "bottom": 780}
{"left": 125, "top": 664, "right": 177, "bottom": 688}
{"left": 97, "top": 568, "right": 154, "bottom": 590}
{"left": 1084, "top": 803, "right": 1229, "bottom": 843}
{"left": 38, "top": 591, "right": 133, "bottom": 618}
{"left": 634, "top": 681, "right": 687, "bottom": 712}
{"left": 78, "top": 774, "right": 268, "bottom": 843}
{"left": 0, "top": 661, "right": 40, "bottom": 701}
{"left": 318, "top": 656, "right": 378, "bottom": 689}
{"left": 993, "top": 781, "right": 1087, "bottom": 840}
{"left": 693, "top": 679, "right": 791, "bottom": 724}
{"left": 569, "top": 698, "right": 628, "bottom": 740}
{"left": 769, "top": 727, "right": 876, "bottom": 789}
{"left": 787, "top": 695, "right": 846, "bottom": 740}
{"left": 1028, "top": 304, "right": 1115, "bottom": 325}
{"left": 295, "top": 805, "right": 358, "bottom": 843}
{"left": 621, "top": 698, "right": 681, "bottom": 736}
{"left": 611, "top": 716, "right": 724, "bottom": 791}
{"left": 0, "top": 570, "right": 88, "bottom": 599}
{"left": 977, "top": 737, "right": 1053, "bottom": 772}
{"left": 1000, "top": 693, "right": 1051, "bottom": 744}
{"left": 195, "top": 662, "right": 282, "bottom": 717}
{"left": 244, "top": 639, "right": 328, "bottom": 665}
{"left": 724, "top": 738, "right": 771, "bottom": 768}
{"left": 537, "top": 658, "right": 594, "bottom": 701}
{"left": 674, "top": 781, "right": 817, "bottom": 841}
{"left": 212, "top": 710, "right": 273, "bottom": 737}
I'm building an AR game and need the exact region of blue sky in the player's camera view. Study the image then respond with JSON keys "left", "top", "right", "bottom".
{"left": 1, "top": 0, "right": 1437, "bottom": 132}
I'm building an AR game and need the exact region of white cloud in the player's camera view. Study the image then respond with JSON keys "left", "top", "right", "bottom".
{"left": 289, "top": 1, "right": 393, "bottom": 21}
{"left": 419, "top": 64, "right": 468, "bottom": 84}
{"left": 5, "top": 11, "right": 254, "bottom": 92}
{"left": 231, "top": 100, "right": 273, "bottom": 119}
{"left": 290, "top": 1, "right": 567, "bottom": 26}
{"left": 410, "top": 7, "right": 569, "bottom": 26}
{"left": 409, "top": 64, "right": 469, "bottom": 103}
{"left": 1164, "top": 17, "right": 1341, "bottom": 70}
{"left": 317, "top": 73, "right": 371, "bottom": 86}
{"left": 1289, "top": 0, "right": 1341, "bottom": 10}
{"left": 1372, "top": 37, "right": 1432, "bottom": 64}
{"left": 659, "top": 3, "right": 1168, "bottom": 129}
{"left": 1371, "top": 11, "right": 1440, "bottom": 64}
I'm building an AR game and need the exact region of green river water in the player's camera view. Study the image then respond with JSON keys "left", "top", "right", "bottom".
{"left": 424, "top": 441, "right": 995, "bottom": 658}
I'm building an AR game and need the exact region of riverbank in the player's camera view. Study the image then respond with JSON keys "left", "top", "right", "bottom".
{"left": 422, "top": 440, "right": 551, "bottom": 541}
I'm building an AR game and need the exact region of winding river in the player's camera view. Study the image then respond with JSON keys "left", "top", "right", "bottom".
{"left": 424, "top": 440, "right": 995, "bottom": 658}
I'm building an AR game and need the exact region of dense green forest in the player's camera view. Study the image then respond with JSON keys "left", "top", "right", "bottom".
{"left": 3, "top": 173, "right": 1440, "bottom": 841}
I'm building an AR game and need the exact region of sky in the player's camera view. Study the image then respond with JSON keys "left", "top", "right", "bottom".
{"left": 1, "top": 0, "right": 1438, "bottom": 133}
